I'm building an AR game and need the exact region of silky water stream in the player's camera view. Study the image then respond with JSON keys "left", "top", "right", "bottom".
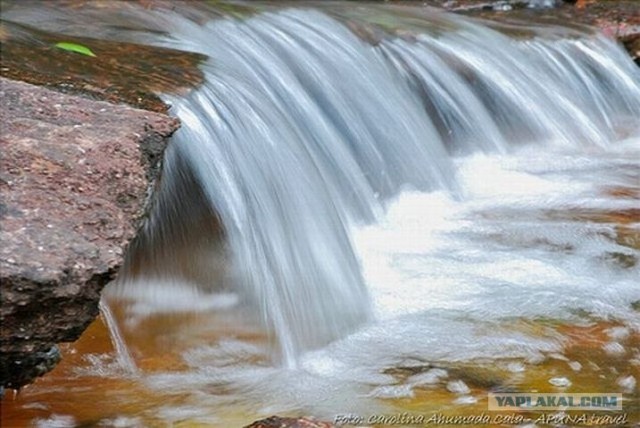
{"left": 2, "top": 3, "right": 639, "bottom": 427}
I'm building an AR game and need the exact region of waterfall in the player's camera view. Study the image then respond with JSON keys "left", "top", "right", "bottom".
{"left": 151, "top": 9, "right": 460, "bottom": 365}
{"left": 7, "top": 3, "right": 639, "bottom": 368}
{"left": 121, "top": 6, "right": 640, "bottom": 366}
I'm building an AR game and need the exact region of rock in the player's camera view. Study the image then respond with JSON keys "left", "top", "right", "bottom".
{"left": 0, "top": 19, "right": 205, "bottom": 113}
{"left": 244, "top": 416, "right": 334, "bottom": 428}
{"left": 621, "top": 34, "right": 640, "bottom": 65}
{"left": 439, "top": 0, "right": 640, "bottom": 55}
{"left": 437, "top": 0, "right": 561, "bottom": 12}
{"left": 0, "top": 77, "right": 180, "bottom": 388}
{"left": 0, "top": 347, "right": 61, "bottom": 390}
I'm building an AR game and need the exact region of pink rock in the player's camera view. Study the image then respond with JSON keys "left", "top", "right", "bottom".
{"left": 0, "top": 77, "right": 179, "bottom": 388}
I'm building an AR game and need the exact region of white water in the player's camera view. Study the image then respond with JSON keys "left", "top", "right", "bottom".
{"left": 358, "top": 147, "right": 640, "bottom": 324}
{"left": 5, "top": 3, "right": 640, "bottom": 425}
{"left": 136, "top": 140, "right": 640, "bottom": 422}
{"left": 107, "top": 7, "right": 639, "bottom": 420}
{"left": 108, "top": 6, "right": 640, "bottom": 366}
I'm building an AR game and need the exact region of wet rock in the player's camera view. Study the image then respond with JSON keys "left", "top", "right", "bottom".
{"left": 0, "top": 78, "right": 180, "bottom": 388}
{"left": 436, "top": 0, "right": 560, "bottom": 12}
{"left": 621, "top": 34, "right": 640, "bottom": 65}
{"left": 447, "top": 365, "right": 506, "bottom": 389}
{"left": 244, "top": 416, "right": 334, "bottom": 428}
{"left": 1, "top": 347, "right": 61, "bottom": 390}
{"left": 438, "top": 0, "right": 640, "bottom": 58}
{"left": 0, "top": 19, "right": 205, "bottom": 113}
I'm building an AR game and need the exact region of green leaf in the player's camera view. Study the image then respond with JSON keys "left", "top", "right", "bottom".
{"left": 54, "top": 42, "right": 96, "bottom": 57}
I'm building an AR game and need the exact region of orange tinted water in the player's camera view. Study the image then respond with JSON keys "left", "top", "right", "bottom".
{"left": 2, "top": 191, "right": 639, "bottom": 428}
{"left": 2, "top": 293, "right": 638, "bottom": 427}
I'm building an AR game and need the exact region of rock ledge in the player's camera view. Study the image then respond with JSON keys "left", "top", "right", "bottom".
{"left": 0, "top": 77, "right": 179, "bottom": 388}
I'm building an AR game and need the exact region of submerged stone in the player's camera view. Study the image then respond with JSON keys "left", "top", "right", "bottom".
{"left": 244, "top": 416, "right": 334, "bottom": 428}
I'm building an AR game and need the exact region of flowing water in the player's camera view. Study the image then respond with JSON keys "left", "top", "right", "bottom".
{"left": 2, "top": 2, "right": 640, "bottom": 427}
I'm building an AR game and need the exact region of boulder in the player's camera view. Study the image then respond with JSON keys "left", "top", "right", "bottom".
{"left": 244, "top": 416, "right": 335, "bottom": 428}
{"left": 0, "top": 77, "right": 179, "bottom": 388}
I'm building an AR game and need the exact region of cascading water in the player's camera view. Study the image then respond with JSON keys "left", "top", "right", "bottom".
{"left": 3, "top": 2, "right": 640, "bottom": 426}
{"left": 134, "top": 8, "right": 465, "bottom": 365}
{"left": 104, "top": 5, "right": 639, "bottom": 365}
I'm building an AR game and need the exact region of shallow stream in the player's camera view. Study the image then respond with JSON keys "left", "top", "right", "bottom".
{"left": 2, "top": 2, "right": 639, "bottom": 427}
